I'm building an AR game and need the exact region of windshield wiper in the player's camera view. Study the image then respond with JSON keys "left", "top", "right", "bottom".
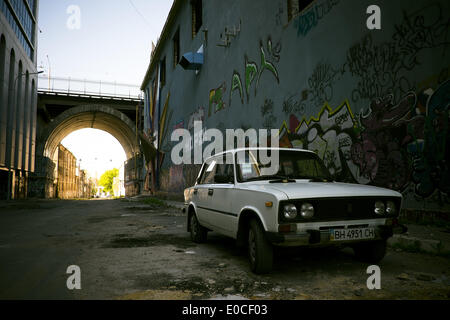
{"left": 245, "top": 175, "right": 295, "bottom": 183}
{"left": 297, "top": 176, "right": 333, "bottom": 182}
{"left": 269, "top": 178, "right": 296, "bottom": 183}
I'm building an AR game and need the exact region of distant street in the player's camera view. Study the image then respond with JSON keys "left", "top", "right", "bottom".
{"left": 0, "top": 199, "right": 449, "bottom": 300}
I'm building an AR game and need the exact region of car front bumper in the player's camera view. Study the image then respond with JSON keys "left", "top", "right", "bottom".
{"left": 266, "top": 220, "right": 407, "bottom": 247}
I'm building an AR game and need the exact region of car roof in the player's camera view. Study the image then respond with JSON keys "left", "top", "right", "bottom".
{"left": 204, "top": 147, "right": 316, "bottom": 162}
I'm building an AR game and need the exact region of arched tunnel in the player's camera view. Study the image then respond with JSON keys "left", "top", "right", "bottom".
{"left": 30, "top": 103, "right": 146, "bottom": 198}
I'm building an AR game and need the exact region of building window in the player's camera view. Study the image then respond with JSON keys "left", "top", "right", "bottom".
{"left": 173, "top": 28, "right": 180, "bottom": 68}
{"left": 191, "top": 0, "right": 202, "bottom": 38}
{"left": 160, "top": 57, "right": 166, "bottom": 87}
{"left": 0, "top": 0, "right": 35, "bottom": 60}
{"left": 288, "top": 0, "right": 314, "bottom": 21}
{"left": 0, "top": 35, "right": 6, "bottom": 104}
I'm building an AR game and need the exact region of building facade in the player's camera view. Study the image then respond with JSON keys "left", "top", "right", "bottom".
{"left": 141, "top": 0, "right": 449, "bottom": 213}
{"left": 57, "top": 144, "right": 94, "bottom": 199}
{"left": 0, "top": 0, "right": 39, "bottom": 199}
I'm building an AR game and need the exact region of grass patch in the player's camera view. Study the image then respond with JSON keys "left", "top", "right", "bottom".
{"left": 105, "top": 234, "right": 194, "bottom": 249}
{"left": 141, "top": 197, "right": 168, "bottom": 208}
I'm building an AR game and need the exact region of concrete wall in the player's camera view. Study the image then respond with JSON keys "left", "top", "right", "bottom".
{"left": 142, "top": 0, "right": 450, "bottom": 212}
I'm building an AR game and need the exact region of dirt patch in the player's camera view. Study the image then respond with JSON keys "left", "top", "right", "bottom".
{"left": 162, "top": 276, "right": 277, "bottom": 299}
{"left": 117, "top": 289, "right": 192, "bottom": 300}
{"left": 87, "top": 216, "right": 119, "bottom": 224}
{"left": 134, "top": 272, "right": 175, "bottom": 289}
{"left": 104, "top": 234, "right": 194, "bottom": 249}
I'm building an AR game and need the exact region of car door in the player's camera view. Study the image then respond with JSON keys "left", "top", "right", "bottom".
{"left": 194, "top": 157, "right": 218, "bottom": 229}
{"left": 207, "top": 156, "right": 236, "bottom": 237}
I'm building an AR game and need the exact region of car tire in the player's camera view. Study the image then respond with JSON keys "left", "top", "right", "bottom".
{"left": 353, "top": 240, "right": 387, "bottom": 263}
{"left": 190, "top": 213, "right": 207, "bottom": 243}
{"left": 248, "top": 219, "right": 273, "bottom": 274}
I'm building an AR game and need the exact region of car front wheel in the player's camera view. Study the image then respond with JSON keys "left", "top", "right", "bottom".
{"left": 190, "top": 213, "right": 207, "bottom": 243}
{"left": 353, "top": 240, "right": 387, "bottom": 263}
{"left": 248, "top": 219, "right": 273, "bottom": 274}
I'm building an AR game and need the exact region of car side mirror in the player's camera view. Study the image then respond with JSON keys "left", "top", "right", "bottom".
{"left": 214, "top": 174, "right": 233, "bottom": 184}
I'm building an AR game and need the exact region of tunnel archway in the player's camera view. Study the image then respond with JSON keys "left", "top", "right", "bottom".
{"left": 40, "top": 104, "right": 140, "bottom": 161}
{"left": 33, "top": 104, "right": 142, "bottom": 198}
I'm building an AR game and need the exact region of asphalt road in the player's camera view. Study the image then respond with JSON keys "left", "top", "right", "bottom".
{"left": 0, "top": 199, "right": 449, "bottom": 300}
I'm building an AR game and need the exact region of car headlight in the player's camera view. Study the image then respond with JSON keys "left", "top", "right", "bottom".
{"left": 300, "top": 203, "right": 314, "bottom": 219}
{"left": 374, "top": 201, "right": 385, "bottom": 215}
{"left": 283, "top": 204, "right": 297, "bottom": 219}
{"left": 386, "top": 201, "right": 396, "bottom": 215}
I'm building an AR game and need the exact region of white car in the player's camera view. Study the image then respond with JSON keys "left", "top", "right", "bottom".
{"left": 184, "top": 148, "right": 406, "bottom": 274}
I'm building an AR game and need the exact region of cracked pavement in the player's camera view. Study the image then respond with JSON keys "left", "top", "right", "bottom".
{"left": 0, "top": 199, "right": 449, "bottom": 300}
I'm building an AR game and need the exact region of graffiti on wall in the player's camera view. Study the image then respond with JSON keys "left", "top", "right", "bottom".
{"left": 188, "top": 106, "right": 205, "bottom": 130}
{"left": 261, "top": 98, "right": 277, "bottom": 129}
{"left": 293, "top": 0, "right": 340, "bottom": 37}
{"left": 408, "top": 80, "right": 450, "bottom": 198}
{"left": 208, "top": 37, "right": 281, "bottom": 117}
{"left": 228, "top": 37, "right": 282, "bottom": 108}
{"left": 308, "top": 61, "right": 340, "bottom": 106}
{"left": 344, "top": 3, "right": 450, "bottom": 102}
{"left": 159, "top": 92, "right": 174, "bottom": 152}
{"left": 169, "top": 165, "right": 185, "bottom": 193}
{"left": 279, "top": 79, "right": 449, "bottom": 202}
{"left": 279, "top": 100, "right": 364, "bottom": 182}
{"left": 209, "top": 82, "right": 227, "bottom": 117}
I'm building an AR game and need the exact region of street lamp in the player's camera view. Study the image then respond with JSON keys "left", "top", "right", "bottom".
{"left": 46, "top": 55, "right": 51, "bottom": 91}
{"left": 7, "top": 71, "right": 44, "bottom": 200}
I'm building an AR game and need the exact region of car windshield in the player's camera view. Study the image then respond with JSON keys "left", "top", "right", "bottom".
{"left": 236, "top": 149, "right": 332, "bottom": 183}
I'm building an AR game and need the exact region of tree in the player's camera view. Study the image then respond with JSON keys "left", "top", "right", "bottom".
{"left": 99, "top": 168, "right": 119, "bottom": 194}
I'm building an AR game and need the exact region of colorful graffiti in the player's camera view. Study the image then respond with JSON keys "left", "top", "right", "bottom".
{"left": 353, "top": 92, "right": 418, "bottom": 190}
{"left": 231, "top": 71, "right": 244, "bottom": 105}
{"left": 209, "top": 82, "right": 226, "bottom": 117}
{"left": 228, "top": 37, "right": 281, "bottom": 107}
{"left": 159, "top": 92, "right": 174, "bottom": 152}
{"left": 293, "top": 0, "right": 340, "bottom": 37}
{"left": 279, "top": 100, "right": 362, "bottom": 182}
{"left": 408, "top": 80, "right": 450, "bottom": 198}
{"left": 279, "top": 79, "right": 450, "bottom": 200}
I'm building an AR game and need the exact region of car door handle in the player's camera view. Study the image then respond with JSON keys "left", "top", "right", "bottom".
{"left": 208, "top": 189, "right": 214, "bottom": 196}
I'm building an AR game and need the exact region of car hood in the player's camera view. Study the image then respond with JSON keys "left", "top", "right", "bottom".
{"left": 242, "top": 181, "right": 402, "bottom": 200}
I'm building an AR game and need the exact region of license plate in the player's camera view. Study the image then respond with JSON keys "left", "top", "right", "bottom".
{"left": 330, "top": 228, "right": 375, "bottom": 241}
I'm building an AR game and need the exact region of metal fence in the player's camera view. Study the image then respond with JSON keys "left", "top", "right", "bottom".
{"left": 37, "top": 75, "right": 142, "bottom": 99}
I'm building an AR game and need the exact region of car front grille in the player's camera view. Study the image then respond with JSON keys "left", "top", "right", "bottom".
{"left": 279, "top": 197, "right": 401, "bottom": 223}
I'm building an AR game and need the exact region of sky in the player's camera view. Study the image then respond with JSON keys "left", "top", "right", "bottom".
{"left": 37, "top": 1, "right": 173, "bottom": 178}
{"left": 61, "top": 129, "right": 126, "bottom": 180}
{"left": 37, "top": 0, "right": 174, "bottom": 85}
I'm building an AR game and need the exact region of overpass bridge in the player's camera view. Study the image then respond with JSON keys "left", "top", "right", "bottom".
{"left": 29, "top": 77, "right": 147, "bottom": 198}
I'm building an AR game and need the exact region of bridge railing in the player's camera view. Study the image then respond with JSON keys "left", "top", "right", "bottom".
{"left": 37, "top": 76, "right": 143, "bottom": 100}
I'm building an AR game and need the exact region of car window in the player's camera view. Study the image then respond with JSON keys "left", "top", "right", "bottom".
{"left": 236, "top": 150, "right": 331, "bottom": 182}
{"left": 236, "top": 150, "right": 262, "bottom": 181}
{"left": 296, "top": 159, "right": 320, "bottom": 177}
{"left": 199, "top": 159, "right": 217, "bottom": 184}
{"left": 215, "top": 159, "right": 235, "bottom": 183}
